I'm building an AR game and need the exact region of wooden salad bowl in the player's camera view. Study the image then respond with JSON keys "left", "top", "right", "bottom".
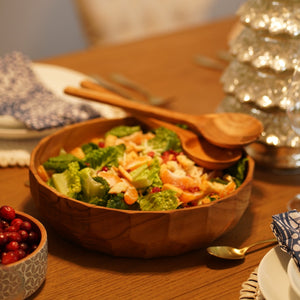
{"left": 29, "top": 117, "right": 254, "bottom": 258}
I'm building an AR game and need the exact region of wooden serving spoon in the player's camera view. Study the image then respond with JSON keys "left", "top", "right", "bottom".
{"left": 64, "top": 85, "right": 263, "bottom": 149}
{"left": 139, "top": 117, "right": 242, "bottom": 170}
{"left": 77, "top": 81, "right": 242, "bottom": 169}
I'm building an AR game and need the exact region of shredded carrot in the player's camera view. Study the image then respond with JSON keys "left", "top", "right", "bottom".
{"left": 69, "top": 147, "right": 85, "bottom": 159}
{"left": 37, "top": 165, "right": 49, "bottom": 182}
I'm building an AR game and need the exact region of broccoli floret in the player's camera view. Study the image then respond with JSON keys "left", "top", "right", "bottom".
{"left": 225, "top": 157, "right": 248, "bottom": 187}
{"left": 106, "top": 193, "right": 129, "bottom": 210}
{"left": 105, "top": 125, "right": 141, "bottom": 137}
{"left": 43, "top": 153, "right": 81, "bottom": 172}
{"left": 81, "top": 142, "right": 99, "bottom": 154}
{"left": 51, "top": 161, "right": 81, "bottom": 198}
{"left": 46, "top": 177, "right": 54, "bottom": 188}
{"left": 145, "top": 126, "right": 182, "bottom": 154}
{"left": 210, "top": 178, "right": 229, "bottom": 185}
{"left": 79, "top": 168, "right": 110, "bottom": 201}
{"left": 84, "top": 144, "right": 125, "bottom": 170}
{"left": 88, "top": 196, "right": 108, "bottom": 207}
{"left": 138, "top": 190, "right": 178, "bottom": 211}
{"left": 130, "top": 157, "right": 162, "bottom": 189}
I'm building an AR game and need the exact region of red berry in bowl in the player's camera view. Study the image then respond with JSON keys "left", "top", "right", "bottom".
{"left": 19, "top": 242, "right": 29, "bottom": 252}
{"left": 8, "top": 231, "right": 21, "bottom": 242}
{"left": 30, "top": 244, "right": 39, "bottom": 253}
{"left": 5, "top": 225, "right": 18, "bottom": 232}
{"left": 20, "top": 221, "right": 32, "bottom": 232}
{"left": 0, "top": 232, "right": 8, "bottom": 246}
{"left": 11, "top": 218, "right": 23, "bottom": 230}
{"left": 6, "top": 241, "right": 19, "bottom": 251}
{"left": 28, "top": 231, "right": 39, "bottom": 243}
{"left": 1, "top": 251, "right": 18, "bottom": 265}
{"left": 0, "top": 220, "right": 9, "bottom": 230}
{"left": 0, "top": 205, "right": 16, "bottom": 221}
{"left": 0, "top": 205, "right": 42, "bottom": 265}
{"left": 18, "top": 230, "right": 29, "bottom": 241}
{"left": 15, "top": 249, "right": 26, "bottom": 259}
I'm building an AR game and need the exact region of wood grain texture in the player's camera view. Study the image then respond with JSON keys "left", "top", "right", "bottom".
{"left": 64, "top": 86, "right": 262, "bottom": 149}
{"left": 2, "top": 17, "right": 299, "bottom": 299}
{"left": 29, "top": 117, "right": 253, "bottom": 258}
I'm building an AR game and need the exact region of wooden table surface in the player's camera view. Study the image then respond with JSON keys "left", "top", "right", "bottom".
{"left": 3, "top": 17, "right": 300, "bottom": 300}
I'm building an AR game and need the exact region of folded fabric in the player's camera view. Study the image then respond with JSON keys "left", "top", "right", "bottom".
{"left": 0, "top": 139, "right": 37, "bottom": 167}
{"left": 271, "top": 210, "right": 300, "bottom": 270}
{"left": 0, "top": 51, "right": 100, "bottom": 130}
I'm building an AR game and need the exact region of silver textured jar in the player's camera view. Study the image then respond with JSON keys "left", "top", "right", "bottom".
{"left": 219, "top": 0, "right": 300, "bottom": 171}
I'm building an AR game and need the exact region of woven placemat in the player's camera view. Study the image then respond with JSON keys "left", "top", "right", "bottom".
{"left": 0, "top": 139, "right": 40, "bottom": 167}
{"left": 240, "top": 268, "right": 264, "bottom": 300}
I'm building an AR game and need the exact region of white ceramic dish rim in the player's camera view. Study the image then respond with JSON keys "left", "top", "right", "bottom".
{"left": 258, "top": 245, "right": 300, "bottom": 300}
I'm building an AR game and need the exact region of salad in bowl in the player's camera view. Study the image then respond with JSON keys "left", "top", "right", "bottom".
{"left": 38, "top": 124, "right": 248, "bottom": 212}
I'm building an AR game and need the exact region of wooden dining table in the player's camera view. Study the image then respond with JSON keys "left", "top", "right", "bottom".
{"left": 3, "top": 17, "right": 300, "bottom": 299}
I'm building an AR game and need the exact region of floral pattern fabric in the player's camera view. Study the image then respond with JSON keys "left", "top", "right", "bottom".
{"left": 271, "top": 210, "right": 300, "bottom": 270}
{"left": 0, "top": 52, "right": 100, "bottom": 130}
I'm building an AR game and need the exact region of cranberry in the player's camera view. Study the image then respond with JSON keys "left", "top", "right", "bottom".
{"left": 19, "top": 242, "right": 29, "bottom": 252}
{"left": 101, "top": 166, "right": 109, "bottom": 172}
{"left": 0, "top": 206, "right": 15, "bottom": 221}
{"left": 5, "top": 225, "right": 18, "bottom": 232}
{"left": 0, "top": 220, "right": 9, "bottom": 230}
{"left": 0, "top": 205, "right": 41, "bottom": 265}
{"left": 15, "top": 249, "right": 26, "bottom": 260}
{"left": 20, "top": 221, "right": 32, "bottom": 232}
{"left": 189, "top": 186, "right": 200, "bottom": 193}
{"left": 7, "top": 231, "right": 21, "bottom": 243}
{"left": 18, "top": 230, "right": 28, "bottom": 241}
{"left": 0, "top": 233, "right": 8, "bottom": 246}
{"left": 1, "top": 251, "right": 18, "bottom": 265}
{"left": 98, "top": 141, "right": 105, "bottom": 148}
{"left": 28, "top": 231, "right": 39, "bottom": 243}
{"left": 147, "top": 151, "right": 155, "bottom": 158}
{"left": 151, "top": 187, "right": 161, "bottom": 193}
{"left": 6, "top": 241, "right": 19, "bottom": 251}
{"left": 3, "top": 231, "right": 11, "bottom": 241}
{"left": 30, "top": 244, "right": 39, "bottom": 253}
{"left": 11, "top": 218, "right": 23, "bottom": 230}
{"left": 161, "top": 151, "right": 177, "bottom": 162}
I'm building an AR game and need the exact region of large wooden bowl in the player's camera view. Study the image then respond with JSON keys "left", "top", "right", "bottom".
{"left": 29, "top": 117, "right": 254, "bottom": 258}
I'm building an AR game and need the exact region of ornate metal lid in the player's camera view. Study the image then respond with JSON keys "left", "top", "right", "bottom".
{"left": 230, "top": 27, "right": 300, "bottom": 72}
{"left": 218, "top": 95, "right": 300, "bottom": 148}
{"left": 221, "top": 60, "right": 292, "bottom": 110}
{"left": 237, "top": 0, "right": 300, "bottom": 37}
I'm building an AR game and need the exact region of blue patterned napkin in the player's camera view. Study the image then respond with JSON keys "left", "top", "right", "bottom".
{"left": 0, "top": 51, "right": 100, "bottom": 130}
{"left": 271, "top": 210, "right": 300, "bottom": 270}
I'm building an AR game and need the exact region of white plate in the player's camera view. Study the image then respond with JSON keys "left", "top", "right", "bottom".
{"left": 258, "top": 246, "right": 300, "bottom": 300}
{"left": 0, "top": 63, "right": 124, "bottom": 140}
{"left": 288, "top": 258, "right": 300, "bottom": 297}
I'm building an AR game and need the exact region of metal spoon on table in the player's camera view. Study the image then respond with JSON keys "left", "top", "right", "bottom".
{"left": 207, "top": 238, "right": 277, "bottom": 260}
{"left": 194, "top": 55, "right": 226, "bottom": 71}
{"left": 64, "top": 86, "right": 263, "bottom": 149}
{"left": 88, "top": 74, "right": 135, "bottom": 100}
{"left": 110, "top": 73, "right": 173, "bottom": 106}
